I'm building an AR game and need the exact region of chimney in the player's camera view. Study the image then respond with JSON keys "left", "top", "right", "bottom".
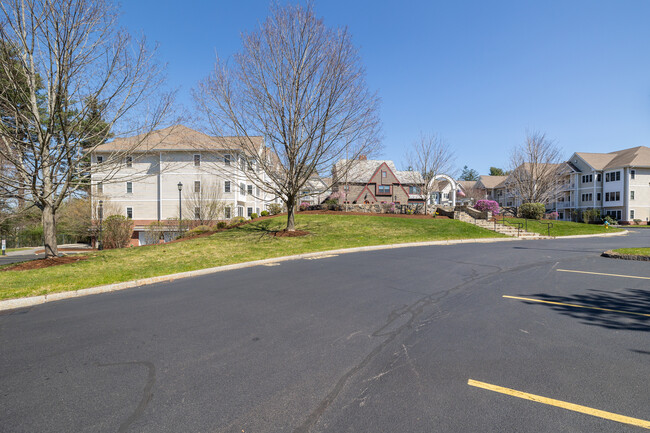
{"left": 359, "top": 155, "right": 367, "bottom": 161}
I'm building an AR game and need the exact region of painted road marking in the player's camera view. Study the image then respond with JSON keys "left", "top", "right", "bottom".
{"left": 503, "top": 295, "right": 650, "bottom": 318}
{"left": 468, "top": 379, "right": 650, "bottom": 429}
{"left": 557, "top": 269, "right": 650, "bottom": 280}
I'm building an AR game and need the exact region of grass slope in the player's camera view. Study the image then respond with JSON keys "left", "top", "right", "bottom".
{"left": 499, "top": 217, "right": 624, "bottom": 236}
{"left": 612, "top": 248, "right": 650, "bottom": 256}
{"left": 0, "top": 214, "right": 503, "bottom": 300}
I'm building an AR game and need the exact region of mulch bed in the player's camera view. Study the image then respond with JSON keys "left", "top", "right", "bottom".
{"left": 299, "top": 210, "right": 447, "bottom": 219}
{"left": 2, "top": 255, "right": 89, "bottom": 272}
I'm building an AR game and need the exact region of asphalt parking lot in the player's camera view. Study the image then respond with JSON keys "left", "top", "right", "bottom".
{"left": 1, "top": 229, "right": 648, "bottom": 432}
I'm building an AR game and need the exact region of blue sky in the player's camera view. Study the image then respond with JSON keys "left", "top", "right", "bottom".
{"left": 120, "top": 0, "right": 650, "bottom": 175}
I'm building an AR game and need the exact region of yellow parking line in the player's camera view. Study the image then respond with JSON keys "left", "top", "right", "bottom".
{"left": 468, "top": 379, "right": 650, "bottom": 429}
{"left": 502, "top": 295, "right": 650, "bottom": 318}
{"left": 557, "top": 269, "right": 650, "bottom": 280}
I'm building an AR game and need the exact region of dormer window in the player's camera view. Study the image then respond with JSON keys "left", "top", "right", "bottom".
{"left": 125, "top": 156, "right": 132, "bottom": 168}
{"left": 194, "top": 154, "right": 201, "bottom": 167}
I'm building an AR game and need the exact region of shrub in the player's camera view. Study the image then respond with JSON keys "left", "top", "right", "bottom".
{"left": 260, "top": 210, "right": 269, "bottom": 217}
{"left": 518, "top": 203, "right": 545, "bottom": 220}
{"left": 299, "top": 202, "right": 310, "bottom": 211}
{"left": 633, "top": 219, "right": 642, "bottom": 225}
{"left": 581, "top": 208, "right": 601, "bottom": 224}
{"left": 185, "top": 225, "right": 212, "bottom": 237}
{"left": 229, "top": 216, "right": 247, "bottom": 226}
{"left": 267, "top": 203, "right": 283, "bottom": 215}
{"left": 604, "top": 215, "right": 616, "bottom": 224}
{"left": 102, "top": 215, "right": 134, "bottom": 249}
{"left": 216, "top": 221, "right": 227, "bottom": 229}
{"left": 475, "top": 200, "right": 500, "bottom": 215}
{"left": 547, "top": 211, "right": 559, "bottom": 220}
{"left": 250, "top": 213, "right": 258, "bottom": 219}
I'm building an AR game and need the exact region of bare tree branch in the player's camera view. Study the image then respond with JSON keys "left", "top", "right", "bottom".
{"left": 0, "top": 0, "right": 173, "bottom": 257}
{"left": 194, "top": 2, "right": 381, "bottom": 231}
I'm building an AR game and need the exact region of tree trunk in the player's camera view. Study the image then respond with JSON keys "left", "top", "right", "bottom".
{"left": 286, "top": 198, "right": 296, "bottom": 231}
{"left": 42, "top": 203, "right": 58, "bottom": 258}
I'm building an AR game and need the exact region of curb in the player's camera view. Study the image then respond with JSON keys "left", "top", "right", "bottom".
{"left": 0, "top": 229, "right": 630, "bottom": 311}
{"left": 601, "top": 249, "right": 650, "bottom": 261}
{"left": 553, "top": 229, "right": 628, "bottom": 240}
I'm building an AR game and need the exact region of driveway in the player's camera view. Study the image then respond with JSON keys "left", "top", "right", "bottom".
{"left": 1, "top": 231, "right": 648, "bottom": 432}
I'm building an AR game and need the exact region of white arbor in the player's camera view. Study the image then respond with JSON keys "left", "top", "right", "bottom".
{"left": 427, "top": 174, "right": 458, "bottom": 207}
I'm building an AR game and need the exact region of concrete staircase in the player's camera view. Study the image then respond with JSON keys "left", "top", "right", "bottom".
{"left": 456, "top": 212, "right": 544, "bottom": 239}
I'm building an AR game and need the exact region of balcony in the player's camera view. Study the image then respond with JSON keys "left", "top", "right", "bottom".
{"left": 559, "top": 183, "right": 575, "bottom": 191}
{"left": 556, "top": 201, "right": 575, "bottom": 209}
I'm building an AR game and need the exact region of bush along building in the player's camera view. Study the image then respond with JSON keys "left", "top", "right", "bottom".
{"left": 90, "top": 125, "right": 282, "bottom": 246}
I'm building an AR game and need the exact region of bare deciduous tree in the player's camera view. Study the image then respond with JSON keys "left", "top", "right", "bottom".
{"left": 194, "top": 2, "right": 381, "bottom": 231}
{"left": 405, "top": 132, "right": 455, "bottom": 214}
{"left": 0, "top": 0, "right": 172, "bottom": 257}
{"left": 508, "top": 131, "right": 564, "bottom": 204}
{"left": 184, "top": 180, "right": 228, "bottom": 225}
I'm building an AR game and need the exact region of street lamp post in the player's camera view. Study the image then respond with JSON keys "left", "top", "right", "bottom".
{"left": 98, "top": 200, "right": 103, "bottom": 251}
{"left": 177, "top": 182, "right": 183, "bottom": 230}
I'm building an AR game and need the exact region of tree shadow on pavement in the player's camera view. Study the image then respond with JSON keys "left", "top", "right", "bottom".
{"left": 522, "top": 288, "right": 650, "bottom": 332}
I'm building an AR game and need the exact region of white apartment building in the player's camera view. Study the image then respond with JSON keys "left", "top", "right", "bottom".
{"left": 560, "top": 146, "right": 650, "bottom": 223}
{"left": 91, "top": 125, "right": 281, "bottom": 245}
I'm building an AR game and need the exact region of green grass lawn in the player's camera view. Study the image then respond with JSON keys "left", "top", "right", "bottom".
{"left": 498, "top": 217, "right": 624, "bottom": 236}
{"left": 3, "top": 247, "right": 34, "bottom": 253}
{"left": 0, "top": 214, "right": 504, "bottom": 300}
{"left": 612, "top": 248, "right": 650, "bottom": 256}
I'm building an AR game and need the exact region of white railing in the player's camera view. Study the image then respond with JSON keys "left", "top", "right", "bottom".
{"left": 556, "top": 201, "right": 575, "bottom": 208}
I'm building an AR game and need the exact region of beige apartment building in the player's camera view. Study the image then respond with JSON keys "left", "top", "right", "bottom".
{"left": 91, "top": 125, "right": 281, "bottom": 245}
{"left": 561, "top": 146, "right": 650, "bottom": 223}
{"left": 475, "top": 146, "right": 650, "bottom": 223}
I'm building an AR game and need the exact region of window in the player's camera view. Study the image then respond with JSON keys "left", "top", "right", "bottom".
{"left": 377, "top": 185, "right": 390, "bottom": 195}
{"left": 605, "top": 192, "right": 610, "bottom": 202}
{"left": 194, "top": 180, "right": 201, "bottom": 193}
{"left": 126, "top": 156, "right": 132, "bottom": 168}
{"left": 597, "top": 173, "right": 601, "bottom": 182}
{"left": 631, "top": 190, "right": 635, "bottom": 200}
{"left": 96, "top": 155, "right": 103, "bottom": 164}
{"left": 597, "top": 193, "right": 601, "bottom": 201}
{"left": 240, "top": 183, "right": 246, "bottom": 195}
{"left": 581, "top": 174, "right": 593, "bottom": 183}
{"left": 237, "top": 206, "right": 243, "bottom": 217}
{"left": 381, "top": 171, "right": 387, "bottom": 178}
{"left": 343, "top": 185, "right": 350, "bottom": 191}
{"left": 126, "top": 207, "right": 133, "bottom": 219}
{"left": 224, "top": 181, "right": 231, "bottom": 193}
{"left": 247, "top": 185, "right": 253, "bottom": 195}
{"left": 240, "top": 158, "right": 246, "bottom": 171}
{"left": 631, "top": 170, "right": 636, "bottom": 179}
{"left": 126, "top": 182, "right": 133, "bottom": 194}
{"left": 616, "top": 171, "right": 621, "bottom": 181}
{"left": 409, "top": 186, "right": 420, "bottom": 194}
{"left": 224, "top": 154, "right": 231, "bottom": 165}
{"left": 225, "top": 207, "right": 231, "bottom": 219}
{"left": 194, "top": 154, "right": 201, "bottom": 167}
{"left": 605, "top": 173, "right": 610, "bottom": 182}
{"left": 256, "top": 207, "right": 260, "bottom": 215}
{"left": 97, "top": 182, "right": 103, "bottom": 194}
{"left": 247, "top": 160, "right": 254, "bottom": 171}
{"left": 630, "top": 209, "right": 635, "bottom": 219}
{"left": 247, "top": 207, "right": 253, "bottom": 217}
{"left": 194, "top": 207, "right": 201, "bottom": 220}
{"left": 616, "top": 191, "right": 620, "bottom": 201}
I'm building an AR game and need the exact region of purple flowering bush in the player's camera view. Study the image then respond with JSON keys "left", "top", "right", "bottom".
{"left": 299, "top": 202, "right": 310, "bottom": 211}
{"left": 475, "top": 200, "right": 500, "bottom": 215}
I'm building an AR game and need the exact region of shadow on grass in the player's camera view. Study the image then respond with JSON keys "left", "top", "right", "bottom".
{"left": 239, "top": 220, "right": 286, "bottom": 239}
{"left": 520, "top": 288, "right": 650, "bottom": 332}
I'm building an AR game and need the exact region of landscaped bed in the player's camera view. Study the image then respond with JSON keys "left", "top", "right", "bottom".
{"left": 495, "top": 217, "right": 624, "bottom": 237}
{"left": 0, "top": 214, "right": 504, "bottom": 300}
{"left": 602, "top": 247, "right": 650, "bottom": 261}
